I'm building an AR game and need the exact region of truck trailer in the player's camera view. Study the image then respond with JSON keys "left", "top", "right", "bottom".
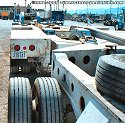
{"left": 51, "top": 11, "right": 65, "bottom": 25}
{"left": 8, "top": 24, "right": 125, "bottom": 123}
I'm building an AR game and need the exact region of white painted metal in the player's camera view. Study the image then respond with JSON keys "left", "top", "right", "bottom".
{"left": 51, "top": 38, "right": 82, "bottom": 49}
{"left": 10, "top": 24, "right": 125, "bottom": 122}
{"left": 53, "top": 43, "right": 125, "bottom": 76}
{"left": 53, "top": 44, "right": 105, "bottom": 76}
{"left": 51, "top": 50, "right": 125, "bottom": 123}
{"left": 51, "top": 42, "right": 125, "bottom": 123}
{"left": 46, "top": 34, "right": 82, "bottom": 50}
{"left": 11, "top": 25, "right": 47, "bottom": 39}
{"left": 10, "top": 25, "right": 51, "bottom": 69}
{"left": 86, "top": 27, "right": 125, "bottom": 45}
{"left": 11, "top": 39, "right": 50, "bottom": 60}
{"left": 76, "top": 101, "right": 108, "bottom": 123}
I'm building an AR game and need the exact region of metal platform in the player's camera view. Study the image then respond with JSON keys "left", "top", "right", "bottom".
{"left": 51, "top": 43, "right": 125, "bottom": 123}
{"left": 86, "top": 27, "right": 125, "bottom": 45}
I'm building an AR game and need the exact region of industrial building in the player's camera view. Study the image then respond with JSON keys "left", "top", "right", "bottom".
{"left": 0, "top": 4, "right": 32, "bottom": 20}
{"left": 0, "top": 6, "right": 14, "bottom": 19}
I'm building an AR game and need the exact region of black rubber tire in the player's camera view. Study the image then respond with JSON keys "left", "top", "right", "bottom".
{"left": 96, "top": 65, "right": 125, "bottom": 84}
{"left": 8, "top": 77, "right": 32, "bottom": 123}
{"left": 10, "top": 66, "right": 18, "bottom": 74}
{"left": 95, "top": 54, "right": 125, "bottom": 102}
{"left": 96, "top": 73, "right": 125, "bottom": 96}
{"left": 96, "top": 69, "right": 125, "bottom": 89}
{"left": 96, "top": 81, "right": 125, "bottom": 101}
{"left": 33, "top": 77, "right": 64, "bottom": 123}
{"left": 98, "top": 54, "right": 125, "bottom": 76}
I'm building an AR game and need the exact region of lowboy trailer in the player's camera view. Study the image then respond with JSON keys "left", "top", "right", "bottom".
{"left": 8, "top": 24, "right": 125, "bottom": 123}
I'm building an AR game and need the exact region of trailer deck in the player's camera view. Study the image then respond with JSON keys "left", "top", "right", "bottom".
{"left": 86, "top": 27, "right": 125, "bottom": 45}
{"left": 52, "top": 44, "right": 125, "bottom": 122}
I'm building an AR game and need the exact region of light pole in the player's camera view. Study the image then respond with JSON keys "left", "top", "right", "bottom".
{"left": 57, "top": 0, "right": 59, "bottom": 10}
{"left": 117, "top": 3, "right": 119, "bottom": 16}
{"left": 25, "top": 0, "right": 27, "bottom": 7}
{"left": 110, "top": 0, "right": 112, "bottom": 14}
{"left": 44, "top": 0, "right": 46, "bottom": 20}
{"left": 14, "top": 3, "right": 16, "bottom": 22}
{"left": 45, "top": 0, "right": 46, "bottom": 11}
{"left": 87, "top": 4, "right": 88, "bottom": 17}
{"left": 120, "top": 4, "right": 121, "bottom": 14}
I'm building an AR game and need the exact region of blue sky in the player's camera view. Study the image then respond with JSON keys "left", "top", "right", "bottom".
{"left": 0, "top": 0, "right": 124, "bottom": 11}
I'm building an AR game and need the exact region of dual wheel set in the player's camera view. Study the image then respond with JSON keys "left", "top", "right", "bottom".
{"left": 8, "top": 77, "right": 64, "bottom": 123}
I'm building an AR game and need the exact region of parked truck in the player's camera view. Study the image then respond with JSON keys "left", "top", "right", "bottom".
{"left": 103, "top": 14, "right": 116, "bottom": 26}
{"left": 114, "top": 8, "right": 125, "bottom": 30}
{"left": 51, "top": 11, "right": 65, "bottom": 25}
{"left": 1, "top": 11, "right": 9, "bottom": 20}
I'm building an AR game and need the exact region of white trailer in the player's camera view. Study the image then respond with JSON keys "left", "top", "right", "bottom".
{"left": 9, "top": 25, "right": 125, "bottom": 123}
{"left": 10, "top": 25, "right": 51, "bottom": 73}
{"left": 9, "top": 24, "right": 74, "bottom": 123}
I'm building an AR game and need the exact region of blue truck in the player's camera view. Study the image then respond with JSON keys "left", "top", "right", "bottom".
{"left": 51, "top": 11, "right": 65, "bottom": 25}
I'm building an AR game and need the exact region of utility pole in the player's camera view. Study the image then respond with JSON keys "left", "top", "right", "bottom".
{"left": 120, "top": 4, "right": 121, "bottom": 14}
{"left": 45, "top": 0, "right": 46, "bottom": 11}
{"left": 110, "top": 0, "right": 112, "bottom": 14}
{"left": 14, "top": 3, "right": 16, "bottom": 22}
{"left": 50, "top": 4, "right": 52, "bottom": 23}
{"left": 44, "top": 0, "right": 46, "bottom": 20}
{"left": 117, "top": 3, "right": 119, "bottom": 16}
{"left": 62, "top": 3, "right": 64, "bottom": 11}
{"left": 54, "top": 3, "right": 55, "bottom": 10}
{"left": 57, "top": 0, "right": 59, "bottom": 10}
{"left": 87, "top": 4, "right": 88, "bottom": 17}
{"left": 25, "top": 0, "right": 27, "bottom": 7}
